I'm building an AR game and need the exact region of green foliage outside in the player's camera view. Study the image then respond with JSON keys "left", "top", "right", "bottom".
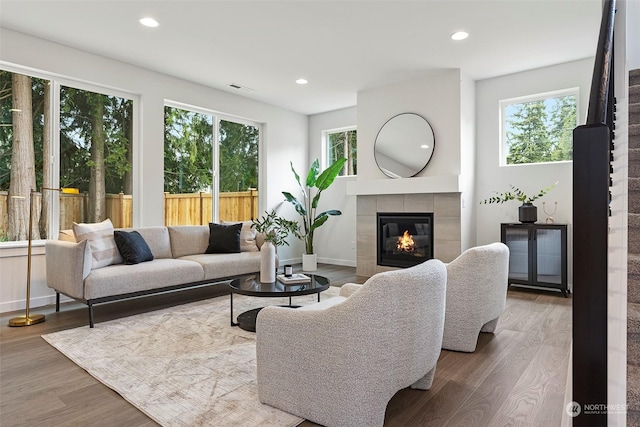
{"left": 219, "top": 120, "right": 259, "bottom": 192}
{"left": 327, "top": 129, "right": 357, "bottom": 176}
{"left": 163, "top": 107, "right": 259, "bottom": 194}
{"left": 505, "top": 95, "right": 576, "bottom": 165}
{"left": 59, "top": 86, "right": 132, "bottom": 193}
{"left": 0, "top": 72, "right": 133, "bottom": 193}
{"left": 163, "top": 106, "right": 213, "bottom": 193}
{"left": 0, "top": 71, "right": 46, "bottom": 191}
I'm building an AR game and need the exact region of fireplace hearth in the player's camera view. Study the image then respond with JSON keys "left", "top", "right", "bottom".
{"left": 377, "top": 213, "right": 434, "bottom": 268}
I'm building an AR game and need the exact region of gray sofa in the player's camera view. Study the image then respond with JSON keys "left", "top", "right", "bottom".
{"left": 45, "top": 223, "right": 267, "bottom": 327}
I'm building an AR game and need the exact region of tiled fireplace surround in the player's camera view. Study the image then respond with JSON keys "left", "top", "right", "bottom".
{"left": 356, "top": 193, "right": 461, "bottom": 277}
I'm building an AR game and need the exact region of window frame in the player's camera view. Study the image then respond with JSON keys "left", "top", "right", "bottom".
{"left": 499, "top": 87, "right": 579, "bottom": 167}
{"left": 163, "top": 100, "right": 262, "bottom": 223}
{"left": 322, "top": 125, "right": 357, "bottom": 177}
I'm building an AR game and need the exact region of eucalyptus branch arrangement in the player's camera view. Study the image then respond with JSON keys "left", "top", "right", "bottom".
{"left": 481, "top": 182, "right": 557, "bottom": 205}
{"left": 251, "top": 210, "right": 300, "bottom": 247}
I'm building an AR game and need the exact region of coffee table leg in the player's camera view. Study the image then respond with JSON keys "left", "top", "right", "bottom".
{"left": 230, "top": 292, "right": 238, "bottom": 327}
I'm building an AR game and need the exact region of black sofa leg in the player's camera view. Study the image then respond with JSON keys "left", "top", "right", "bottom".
{"left": 56, "top": 292, "right": 60, "bottom": 312}
{"left": 88, "top": 302, "right": 94, "bottom": 328}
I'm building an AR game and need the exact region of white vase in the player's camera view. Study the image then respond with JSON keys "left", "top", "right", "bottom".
{"left": 302, "top": 253, "right": 317, "bottom": 271}
{"left": 260, "top": 241, "right": 276, "bottom": 282}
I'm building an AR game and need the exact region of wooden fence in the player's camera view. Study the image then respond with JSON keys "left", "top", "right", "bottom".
{"left": 163, "top": 189, "right": 258, "bottom": 226}
{"left": 0, "top": 189, "right": 258, "bottom": 235}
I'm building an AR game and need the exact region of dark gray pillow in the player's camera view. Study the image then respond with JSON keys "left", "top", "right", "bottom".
{"left": 114, "top": 230, "right": 154, "bottom": 265}
{"left": 206, "top": 222, "right": 242, "bottom": 254}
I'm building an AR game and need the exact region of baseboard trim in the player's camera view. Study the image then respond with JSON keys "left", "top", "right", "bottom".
{"left": 317, "top": 257, "right": 356, "bottom": 267}
{"left": 276, "top": 257, "right": 356, "bottom": 269}
{"left": 0, "top": 293, "right": 71, "bottom": 314}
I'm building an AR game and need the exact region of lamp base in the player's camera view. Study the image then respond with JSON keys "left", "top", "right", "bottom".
{"left": 8, "top": 313, "right": 45, "bottom": 327}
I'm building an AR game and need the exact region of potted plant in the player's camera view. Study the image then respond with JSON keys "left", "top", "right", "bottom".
{"left": 282, "top": 158, "right": 347, "bottom": 271}
{"left": 480, "top": 182, "right": 557, "bottom": 223}
{"left": 252, "top": 210, "right": 300, "bottom": 282}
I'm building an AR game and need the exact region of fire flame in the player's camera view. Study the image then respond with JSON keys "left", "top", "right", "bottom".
{"left": 396, "top": 230, "right": 415, "bottom": 252}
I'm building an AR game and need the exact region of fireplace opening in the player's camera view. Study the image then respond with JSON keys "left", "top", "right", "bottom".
{"left": 377, "top": 213, "right": 433, "bottom": 268}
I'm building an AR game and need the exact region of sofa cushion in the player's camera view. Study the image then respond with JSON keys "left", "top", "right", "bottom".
{"left": 83, "top": 258, "right": 205, "bottom": 300}
{"left": 206, "top": 223, "right": 241, "bottom": 254}
{"left": 117, "top": 226, "right": 173, "bottom": 259}
{"left": 73, "top": 219, "right": 122, "bottom": 269}
{"left": 114, "top": 231, "right": 154, "bottom": 265}
{"left": 222, "top": 220, "right": 259, "bottom": 252}
{"left": 168, "top": 226, "right": 209, "bottom": 258}
{"left": 179, "top": 252, "right": 262, "bottom": 280}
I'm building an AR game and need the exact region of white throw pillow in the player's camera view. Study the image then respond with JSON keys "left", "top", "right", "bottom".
{"left": 73, "top": 218, "right": 123, "bottom": 269}
{"left": 222, "top": 221, "right": 259, "bottom": 252}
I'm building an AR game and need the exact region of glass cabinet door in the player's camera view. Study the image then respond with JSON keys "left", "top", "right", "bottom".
{"left": 503, "top": 227, "right": 530, "bottom": 281}
{"left": 535, "top": 228, "right": 563, "bottom": 284}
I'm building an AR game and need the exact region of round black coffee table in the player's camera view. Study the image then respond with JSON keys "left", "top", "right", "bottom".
{"left": 228, "top": 273, "right": 330, "bottom": 332}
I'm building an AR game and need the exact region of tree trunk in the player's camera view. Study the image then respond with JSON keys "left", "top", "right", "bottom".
{"left": 8, "top": 74, "right": 38, "bottom": 241}
{"left": 89, "top": 98, "right": 106, "bottom": 222}
{"left": 39, "top": 81, "right": 52, "bottom": 238}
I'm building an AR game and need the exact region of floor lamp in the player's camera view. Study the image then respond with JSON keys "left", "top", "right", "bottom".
{"left": 9, "top": 187, "right": 61, "bottom": 327}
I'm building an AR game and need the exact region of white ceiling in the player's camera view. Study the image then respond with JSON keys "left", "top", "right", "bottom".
{"left": 0, "top": 0, "right": 602, "bottom": 115}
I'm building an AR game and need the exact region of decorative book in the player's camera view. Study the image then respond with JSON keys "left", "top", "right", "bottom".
{"left": 277, "top": 273, "right": 311, "bottom": 284}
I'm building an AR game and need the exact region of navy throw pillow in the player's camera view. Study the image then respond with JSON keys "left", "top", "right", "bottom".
{"left": 114, "top": 230, "right": 154, "bottom": 265}
{"left": 206, "top": 222, "right": 241, "bottom": 254}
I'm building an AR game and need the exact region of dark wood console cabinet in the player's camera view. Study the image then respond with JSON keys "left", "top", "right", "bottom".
{"left": 500, "top": 223, "right": 568, "bottom": 297}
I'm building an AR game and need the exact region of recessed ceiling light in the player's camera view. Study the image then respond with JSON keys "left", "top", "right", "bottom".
{"left": 296, "top": 78, "right": 308, "bottom": 85}
{"left": 420, "top": 144, "right": 429, "bottom": 149}
{"left": 139, "top": 17, "right": 159, "bottom": 28}
{"left": 451, "top": 31, "right": 469, "bottom": 41}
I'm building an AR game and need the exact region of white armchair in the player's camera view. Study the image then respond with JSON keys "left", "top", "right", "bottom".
{"left": 442, "top": 242, "right": 510, "bottom": 352}
{"left": 255, "top": 259, "right": 447, "bottom": 427}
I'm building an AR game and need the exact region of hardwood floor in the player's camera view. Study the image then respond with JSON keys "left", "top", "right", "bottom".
{"left": 0, "top": 264, "right": 571, "bottom": 427}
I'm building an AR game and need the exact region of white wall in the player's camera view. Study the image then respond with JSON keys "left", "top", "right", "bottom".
{"left": 306, "top": 107, "right": 357, "bottom": 267}
{"left": 628, "top": 0, "right": 640, "bottom": 70}
{"left": 0, "top": 28, "right": 308, "bottom": 312}
{"left": 475, "top": 58, "right": 594, "bottom": 289}
{"left": 460, "top": 72, "right": 477, "bottom": 250}
{"left": 357, "top": 70, "right": 463, "bottom": 181}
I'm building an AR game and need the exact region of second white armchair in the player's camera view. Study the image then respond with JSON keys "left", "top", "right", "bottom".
{"left": 442, "top": 242, "right": 510, "bottom": 352}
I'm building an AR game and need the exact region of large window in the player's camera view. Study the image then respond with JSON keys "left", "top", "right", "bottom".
{"left": 163, "top": 104, "right": 259, "bottom": 225}
{"left": 500, "top": 89, "right": 577, "bottom": 166}
{"left": 0, "top": 68, "right": 134, "bottom": 243}
{"left": 325, "top": 127, "right": 357, "bottom": 176}
{"left": 59, "top": 85, "right": 133, "bottom": 229}
{"left": 0, "top": 71, "right": 48, "bottom": 241}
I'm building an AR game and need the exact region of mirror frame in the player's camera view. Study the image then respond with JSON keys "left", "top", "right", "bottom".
{"left": 374, "top": 113, "right": 435, "bottom": 178}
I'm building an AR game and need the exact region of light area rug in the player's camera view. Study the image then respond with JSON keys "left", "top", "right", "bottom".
{"left": 42, "top": 286, "right": 341, "bottom": 427}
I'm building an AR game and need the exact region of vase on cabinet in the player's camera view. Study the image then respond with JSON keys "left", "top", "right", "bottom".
{"left": 518, "top": 203, "right": 537, "bottom": 223}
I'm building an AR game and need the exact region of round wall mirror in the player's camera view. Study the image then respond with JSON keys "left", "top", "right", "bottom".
{"left": 374, "top": 113, "right": 435, "bottom": 178}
